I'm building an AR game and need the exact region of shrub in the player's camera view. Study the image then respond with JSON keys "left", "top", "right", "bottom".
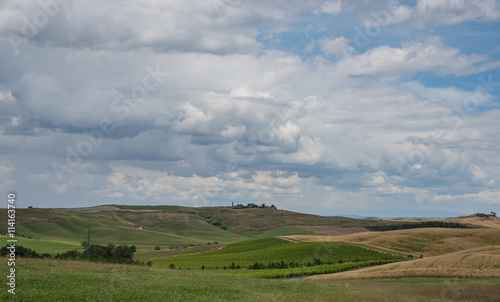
{"left": 1, "top": 245, "right": 41, "bottom": 258}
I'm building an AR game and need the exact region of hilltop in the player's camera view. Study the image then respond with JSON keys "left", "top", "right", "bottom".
{"left": 445, "top": 215, "right": 500, "bottom": 228}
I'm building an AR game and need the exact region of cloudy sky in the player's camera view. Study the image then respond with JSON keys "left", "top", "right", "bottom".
{"left": 1, "top": 0, "right": 500, "bottom": 217}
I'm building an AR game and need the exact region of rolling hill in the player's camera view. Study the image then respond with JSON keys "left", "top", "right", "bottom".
{"left": 307, "top": 245, "right": 500, "bottom": 280}
{"left": 3, "top": 205, "right": 499, "bottom": 282}
{"left": 282, "top": 227, "right": 500, "bottom": 257}
{"left": 0, "top": 205, "right": 390, "bottom": 254}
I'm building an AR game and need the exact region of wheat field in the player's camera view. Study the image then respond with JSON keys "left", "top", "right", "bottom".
{"left": 307, "top": 245, "right": 500, "bottom": 280}
{"left": 282, "top": 227, "right": 500, "bottom": 257}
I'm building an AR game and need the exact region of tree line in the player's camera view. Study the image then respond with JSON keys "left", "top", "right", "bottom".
{"left": 366, "top": 221, "right": 476, "bottom": 231}
{"left": 1, "top": 243, "right": 152, "bottom": 266}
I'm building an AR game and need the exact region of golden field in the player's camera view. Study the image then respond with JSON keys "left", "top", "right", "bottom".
{"left": 282, "top": 216, "right": 500, "bottom": 281}
{"left": 307, "top": 245, "right": 500, "bottom": 280}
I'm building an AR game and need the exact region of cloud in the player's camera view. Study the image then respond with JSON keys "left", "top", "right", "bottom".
{"left": 1, "top": 1, "right": 499, "bottom": 216}
{"left": 318, "top": 1, "right": 342, "bottom": 14}
{"left": 336, "top": 37, "right": 500, "bottom": 77}
{"left": 318, "top": 36, "right": 354, "bottom": 59}
{"left": 230, "top": 86, "right": 273, "bottom": 99}
{"left": 93, "top": 165, "right": 308, "bottom": 205}
{"left": 0, "top": 0, "right": 319, "bottom": 55}
{"left": 433, "top": 189, "right": 500, "bottom": 205}
{"left": 415, "top": 0, "right": 500, "bottom": 26}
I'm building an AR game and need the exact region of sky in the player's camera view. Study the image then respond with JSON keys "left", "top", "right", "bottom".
{"left": 1, "top": 0, "right": 500, "bottom": 217}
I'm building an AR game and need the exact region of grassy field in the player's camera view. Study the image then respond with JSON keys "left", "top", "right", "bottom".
{"left": 238, "top": 225, "right": 316, "bottom": 238}
{"left": 193, "top": 207, "right": 388, "bottom": 232}
{"left": 152, "top": 238, "right": 406, "bottom": 277}
{"left": 0, "top": 237, "right": 81, "bottom": 255}
{"left": 0, "top": 206, "right": 399, "bottom": 255}
{"left": 133, "top": 243, "right": 226, "bottom": 261}
{"left": 212, "top": 260, "right": 402, "bottom": 278}
{"left": 2, "top": 259, "right": 500, "bottom": 302}
{"left": 445, "top": 215, "right": 500, "bottom": 228}
{"left": 0, "top": 208, "right": 246, "bottom": 248}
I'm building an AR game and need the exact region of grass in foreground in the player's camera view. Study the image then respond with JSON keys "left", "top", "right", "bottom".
{"left": 2, "top": 259, "right": 500, "bottom": 301}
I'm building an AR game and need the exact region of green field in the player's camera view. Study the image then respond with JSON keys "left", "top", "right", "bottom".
{"left": 213, "top": 260, "right": 401, "bottom": 278}
{"left": 2, "top": 259, "right": 499, "bottom": 302}
{"left": 239, "top": 225, "right": 316, "bottom": 238}
{"left": 0, "top": 207, "right": 387, "bottom": 255}
{"left": 0, "top": 208, "right": 247, "bottom": 249}
{"left": 0, "top": 237, "right": 81, "bottom": 255}
{"left": 153, "top": 238, "right": 406, "bottom": 276}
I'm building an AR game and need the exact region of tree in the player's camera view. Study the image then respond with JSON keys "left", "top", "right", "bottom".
{"left": 113, "top": 245, "right": 135, "bottom": 261}
{"left": 490, "top": 212, "right": 497, "bottom": 217}
{"left": 1, "top": 245, "right": 40, "bottom": 258}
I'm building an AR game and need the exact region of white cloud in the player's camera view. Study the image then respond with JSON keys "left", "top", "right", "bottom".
{"left": 318, "top": 1, "right": 342, "bottom": 14}
{"left": 318, "top": 36, "right": 354, "bottom": 59}
{"left": 469, "top": 164, "right": 496, "bottom": 187}
{"left": 416, "top": 0, "right": 500, "bottom": 25}
{"left": 433, "top": 189, "right": 500, "bottom": 204}
{"left": 1, "top": 1, "right": 500, "bottom": 216}
{"left": 221, "top": 124, "right": 246, "bottom": 138}
{"left": 230, "top": 86, "right": 273, "bottom": 99}
{"left": 95, "top": 165, "right": 307, "bottom": 205}
{"left": 336, "top": 37, "right": 500, "bottom": 77}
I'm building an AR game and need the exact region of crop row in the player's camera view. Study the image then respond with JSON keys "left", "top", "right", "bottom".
{"left": 213, "top": 260, "right": 401, "bottom": 278}
{"left": 153, "top": 238, "right": 406, "bottom": 269}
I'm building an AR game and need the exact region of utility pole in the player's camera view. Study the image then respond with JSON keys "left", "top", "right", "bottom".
{"left": 86, "top": 229, "right": 91, "bottom": 261}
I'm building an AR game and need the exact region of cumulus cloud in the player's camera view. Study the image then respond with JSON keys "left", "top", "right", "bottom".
{"left": 1, "top": 1, "right": 499, "bottom": 216}
{"left": 415, "top": 0, "right": 500, "bottom": 25}
{"left": 93, "top": 165, "right": 308, "bottom": 206}
{"left": 318, "top": 36, "right": 354, "bottom": 59}
{"left": 318, "top": 1, "right": 342, "bottom": 14}
{"left": 336, "top": 37, "right": 500, "bottom": 77}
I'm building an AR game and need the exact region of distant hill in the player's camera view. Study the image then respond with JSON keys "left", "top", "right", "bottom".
{"left": 445, "top": 215, "right": 500, "bottom": 228}
{"left": 3, "top": 205, "right": 493, "bottom": 258}
{"left": 0, "top": 205, "right": 391, "bottom": 252}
